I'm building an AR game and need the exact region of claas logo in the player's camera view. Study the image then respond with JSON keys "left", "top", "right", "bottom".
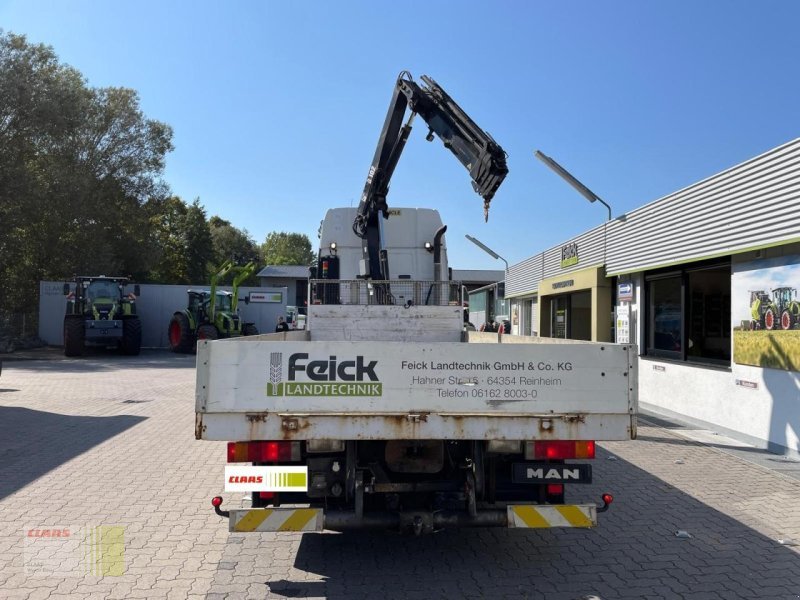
{"left": 228, "top": 475, "right": 263, "bottom": 484}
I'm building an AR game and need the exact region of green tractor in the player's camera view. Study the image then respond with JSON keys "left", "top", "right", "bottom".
{"left": 771, "top": 287, "right": 800, "bottom": 330}
{"left": 63, "top": 276, "right": 142, "bottom": 357}
{"left": 167, "top": 261, "right": 259, "bottom": 353}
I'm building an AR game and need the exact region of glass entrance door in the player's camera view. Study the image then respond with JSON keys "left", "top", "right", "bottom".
{"left": 552, "top": 295, "right": 568, "bottom": 339}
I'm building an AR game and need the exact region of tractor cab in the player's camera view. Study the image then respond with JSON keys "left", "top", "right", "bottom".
{"left": 772, "top": 287, "right": 797, "bottom": 306}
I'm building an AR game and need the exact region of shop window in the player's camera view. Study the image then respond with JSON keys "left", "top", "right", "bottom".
{"left": 645, "top": 262, "right": 731, "bottom": 366}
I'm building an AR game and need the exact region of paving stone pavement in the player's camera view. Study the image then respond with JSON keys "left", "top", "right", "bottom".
{"left": 0, "top": 351, "right": 799, "bottom": 599}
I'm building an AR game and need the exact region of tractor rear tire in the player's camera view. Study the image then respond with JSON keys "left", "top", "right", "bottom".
{"left": 168, "top": 313, "right": 195, "bottom": 353}
{"left": 121, "top": 316, "right": 142, "bottom": 355}
{"left": 242, "top": 323, "right": 259, "bottom": 336}
{"left": 197, "top": 324, "right": 219, "bottom": 341}
{"left": 63, "top": 316, "right": 84, "bottom": 357}
{"left": 764, "top": 308, "right": 777, "bottom": 330}
{"left": 781, "top": 310, "right": 792, "bottom": 330}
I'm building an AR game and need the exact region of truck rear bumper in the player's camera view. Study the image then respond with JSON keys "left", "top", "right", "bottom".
{"left": 226, "top": 504, "right": 597, "bottom": 533}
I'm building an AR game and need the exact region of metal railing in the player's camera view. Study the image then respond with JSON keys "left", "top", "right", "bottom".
{"left": 310, "top": 280, "right": 464, "bottom": 307}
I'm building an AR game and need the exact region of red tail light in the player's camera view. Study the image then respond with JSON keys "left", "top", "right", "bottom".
{"left": 525, "top": 440, "right": 595, "bottom": 460}
{"left": 258, "top": 492, "right": 275, "bottom": 499}
{"left": 546, "top": 484, "right": 564, "bottom": 496}
{"left": 227, "top": 441, "right": 301, "bottom": 462}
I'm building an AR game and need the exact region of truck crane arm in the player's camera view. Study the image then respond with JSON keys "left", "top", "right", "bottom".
{"left": 352, "top": 71, "right": 508, "bottom": 282}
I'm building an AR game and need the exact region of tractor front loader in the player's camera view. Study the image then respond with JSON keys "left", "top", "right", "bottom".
{"left": 168, "top": 261, "right": 259, "bottom": 353}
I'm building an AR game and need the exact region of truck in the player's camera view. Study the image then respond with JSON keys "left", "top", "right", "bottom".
{"left": 197, "top": 72, "right": 637, "bottom": 534}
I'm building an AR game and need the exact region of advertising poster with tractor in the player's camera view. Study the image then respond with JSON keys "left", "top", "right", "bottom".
{"left": 732, "top": 254, "right": 800, "bottom": 371}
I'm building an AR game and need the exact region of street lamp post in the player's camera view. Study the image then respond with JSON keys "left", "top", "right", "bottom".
{"left": 465, "top": 234, "right": 508, "bottom": 271}
{"left": 534, "top": 150, "right": 612, "bottom": 221}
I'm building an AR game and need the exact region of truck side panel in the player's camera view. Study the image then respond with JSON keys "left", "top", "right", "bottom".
{"left": 195, "top": 337, "right": 637, "bottom": 441}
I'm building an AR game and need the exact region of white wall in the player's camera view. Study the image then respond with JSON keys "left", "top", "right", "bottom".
{"left": 639, "top": 357, "right": 800, "bottom": 457}
{"left": 39, "top": 282, "right": 289, "bottom": 348}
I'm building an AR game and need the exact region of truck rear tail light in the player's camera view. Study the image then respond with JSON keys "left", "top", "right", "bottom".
{"left": 546, "top": 484, "right": 564, "bottom": 496}
{"left": 227, "top": 441, "right": 301, "bottom": 463}
{"left": 258, "top": 492, "right": 275, "bottom": 499}
{"left": 524, "top": 440, "right": 595, "bottom": 460}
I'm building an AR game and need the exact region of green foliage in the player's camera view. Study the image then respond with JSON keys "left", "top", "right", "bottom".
{"left": 0, "top": 31, "right": 173, "bottom": 330}
{"left": 210, "top": 217, "right": 260, "bottom": 285}
{"left": 261, "top": 232, "right": 315, "bottom": 266}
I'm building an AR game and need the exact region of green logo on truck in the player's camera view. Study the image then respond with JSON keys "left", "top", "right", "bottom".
{"left": 267, "top": 352, "right": 383, "bottom": 397}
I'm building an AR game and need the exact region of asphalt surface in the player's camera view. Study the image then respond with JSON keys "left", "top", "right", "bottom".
{"left": 0, "top": 350, "right": 798, "bottom": 599}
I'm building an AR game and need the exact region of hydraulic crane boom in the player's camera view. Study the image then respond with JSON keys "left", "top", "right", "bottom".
{"left": 352, "top": 71, "right": 508, "bottom": 283}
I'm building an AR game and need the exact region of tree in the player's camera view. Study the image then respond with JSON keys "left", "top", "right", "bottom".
{"left": 261, "top": 232, "right": 315, "bottom": 266}
{"left": 146, "top": 197, "right": 216, "bottom": 284}
{"left": 183, "top": 199, "right": 214, "bottom": 284}
{"left": 210, "top": 216, "right": 260, "bottom": 264}
{"left": 0, "top": 31, "right": 173, "bottom": 332}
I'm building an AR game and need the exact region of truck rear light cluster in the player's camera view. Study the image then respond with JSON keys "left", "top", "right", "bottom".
{"left": 524, "top": 440, "right": 595, "bottom": 460}
{"left": 227, "top": 441, "right": 301, "bottom": 463}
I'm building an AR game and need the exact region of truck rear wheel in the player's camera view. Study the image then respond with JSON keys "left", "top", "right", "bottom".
{"left": 63, "top": 316, "right": 84, "bottom": 356}
{"left": 168, "top": 313, "right": 195, "bottom": 353}
{"left": 121, "top": 316, "right": 142, "bottom": 355}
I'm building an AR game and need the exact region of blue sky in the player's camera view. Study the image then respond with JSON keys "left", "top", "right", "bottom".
{"left": 2, "top": 1, "right": 799, "bottom": 270}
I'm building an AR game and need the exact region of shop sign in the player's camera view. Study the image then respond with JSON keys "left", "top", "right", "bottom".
{"left": 552, "top": 279, "right": 574, "bottom": 290}
{"left": 618, "top": 282, "right": 633, "bottom": 302}
{"left": 561, "top": 243, "right": 579, "bottom": 268}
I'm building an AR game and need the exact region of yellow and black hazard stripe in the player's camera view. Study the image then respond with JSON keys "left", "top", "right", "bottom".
{"left": 229, "top": 508, "right": 323, "bottom": 533}
{"left": 507, "top": 505, "right": 596, "bottom": 528}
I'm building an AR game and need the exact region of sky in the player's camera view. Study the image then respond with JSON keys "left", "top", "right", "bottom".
{"left": 2, "top": 1, "right": 800, "bottom": 271}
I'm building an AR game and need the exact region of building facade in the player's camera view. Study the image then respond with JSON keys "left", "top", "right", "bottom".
{"left": 506, "top": 138, "right": 800, "bottom": 456}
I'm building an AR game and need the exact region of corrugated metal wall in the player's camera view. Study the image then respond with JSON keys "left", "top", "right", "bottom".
{"left": 506, "top": 224, "right": 606, "bottom": 297}
{"left": 606, "top": 138, "right": 800, "bottom": 275}
{"left": 506, "top": 254, "right": 543, "bottom": 297}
